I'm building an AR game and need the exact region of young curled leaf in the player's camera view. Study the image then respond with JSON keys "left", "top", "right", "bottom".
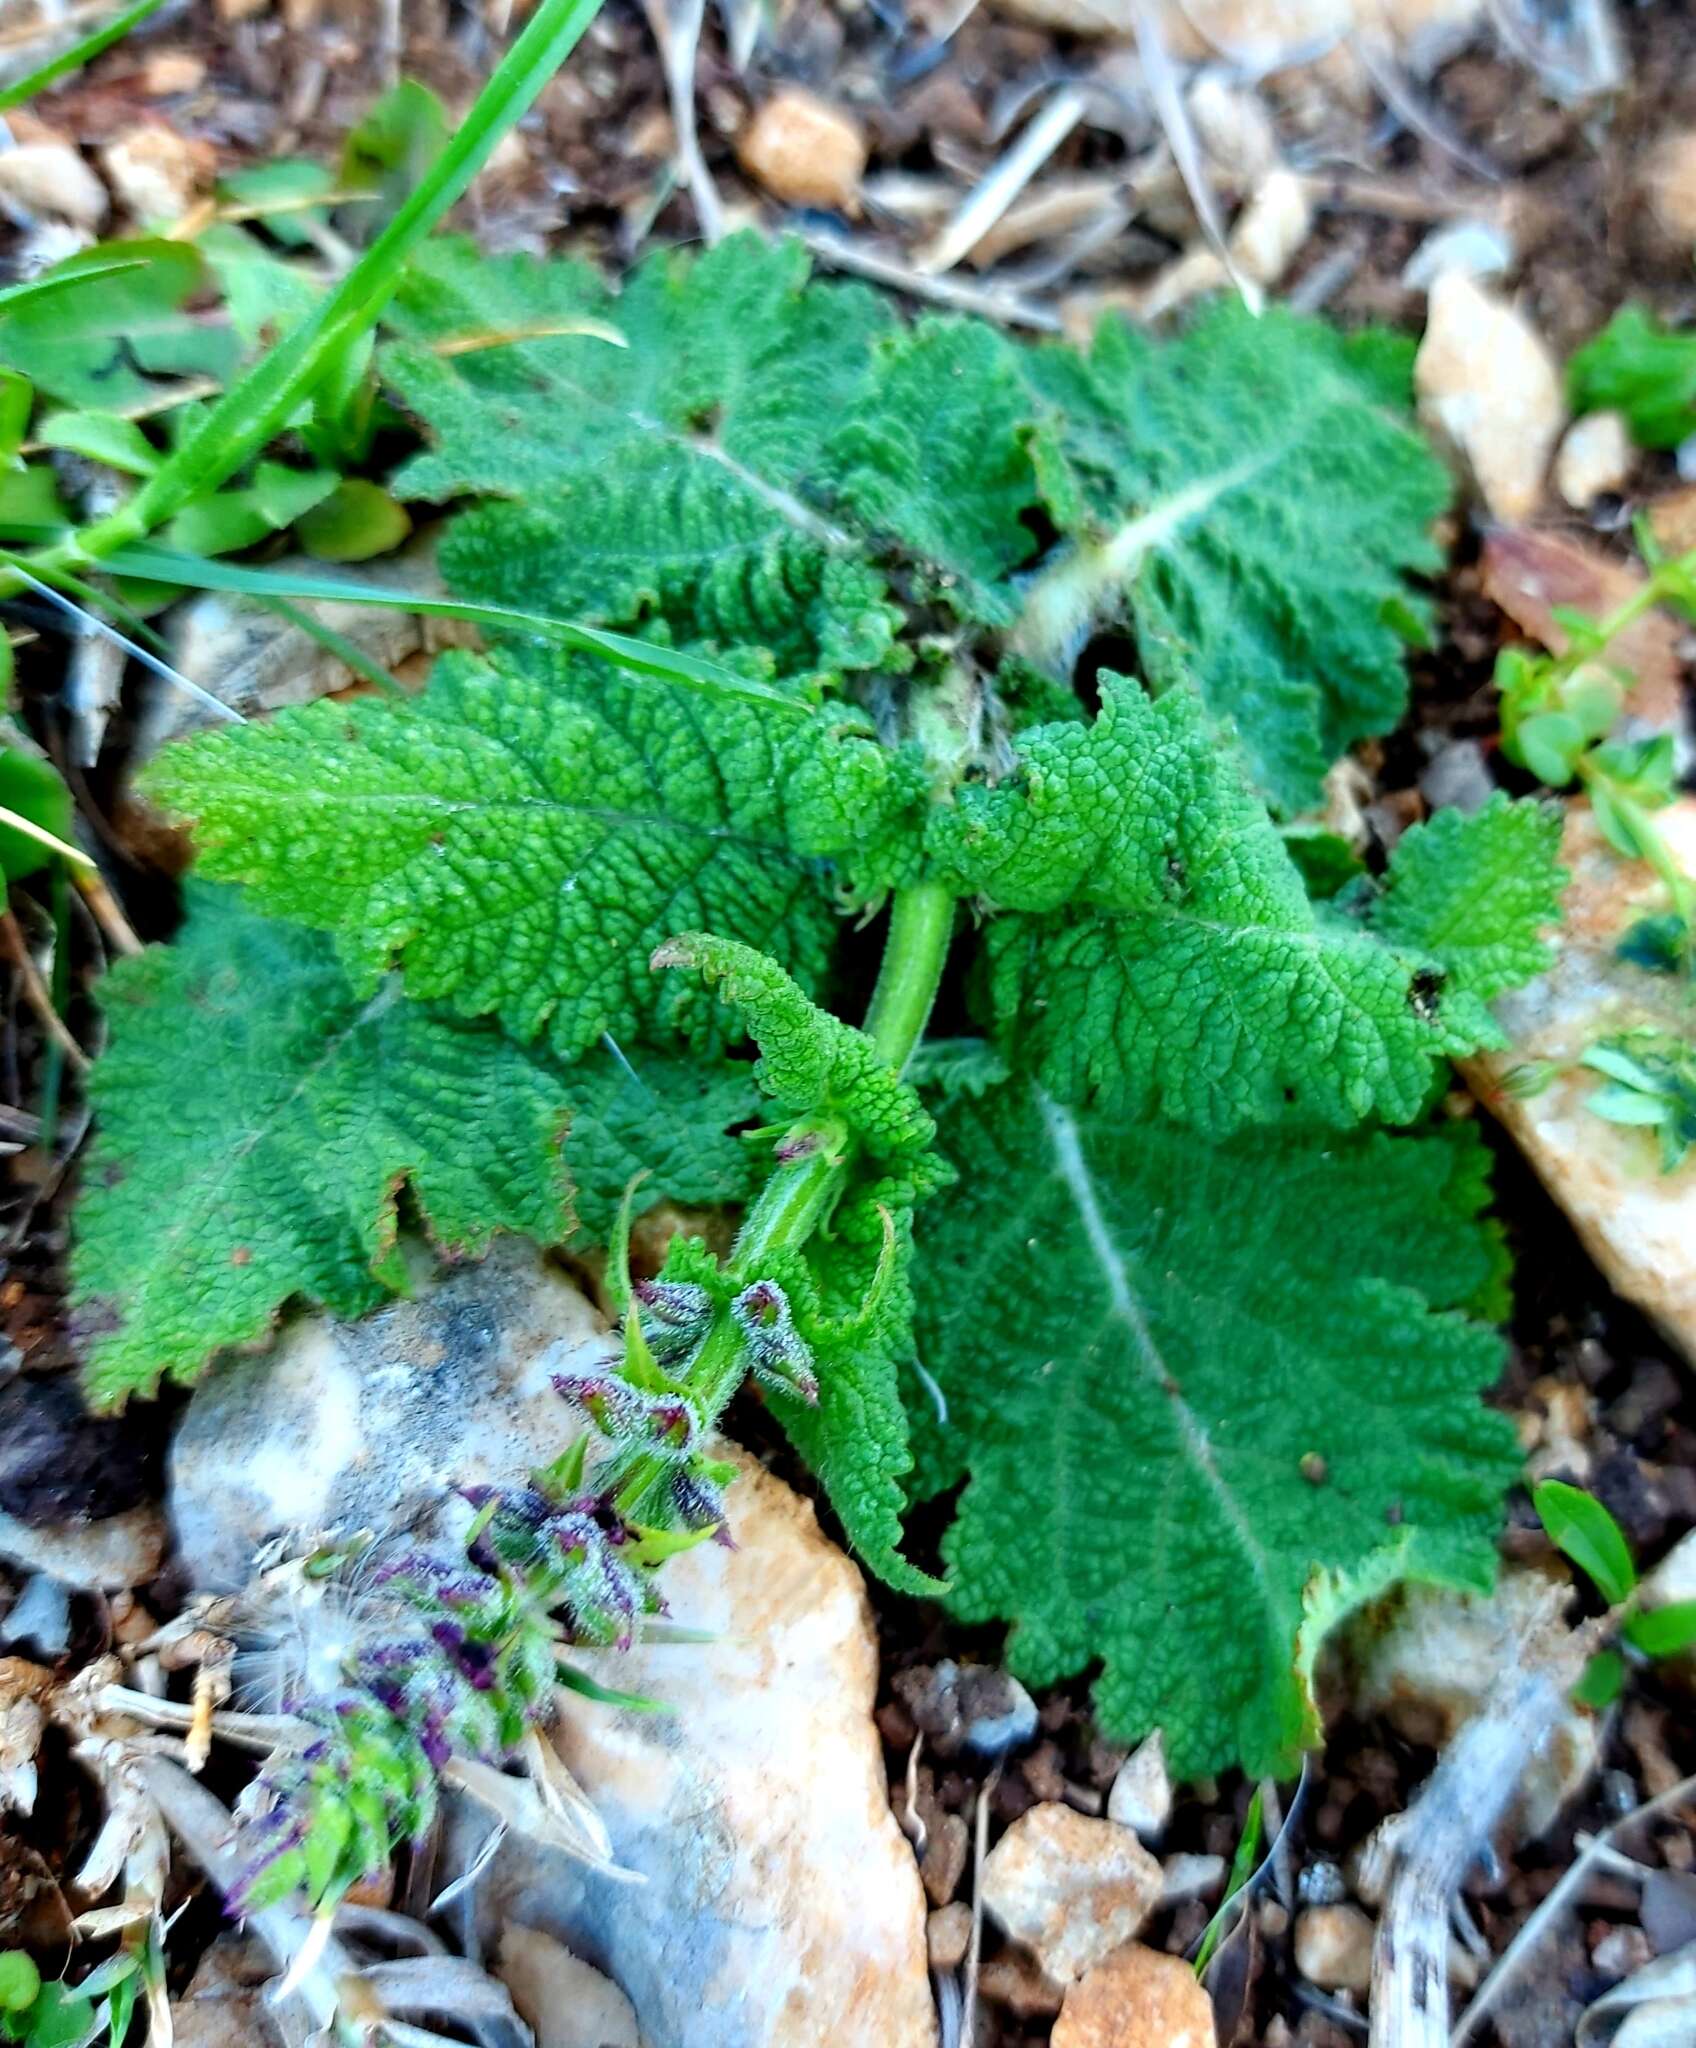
{"left": 651, "top": 932, "right": 940, "bottom": 1172}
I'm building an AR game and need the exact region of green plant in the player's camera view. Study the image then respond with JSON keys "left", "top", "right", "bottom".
{"left": 1580, "top": 1033, "right": 1696, "bottom": 1172}
{"left": 0, "top": 1951, "right": 141, "bottom": 2048}
{"left": 0, "top": 0, "right": 607, "bottom": 614}
{"left": 67, "top": 231, "right": 1571, "bottom": 1818}
{"left": 1493, "top": 537, "right": 1696, "bottom": 966}
{"left": 1569, "top": 305, "right": 1696, "bottom": 450}
{"left": 1532, "top": 1479, "right": 1696, "bottom": 1707}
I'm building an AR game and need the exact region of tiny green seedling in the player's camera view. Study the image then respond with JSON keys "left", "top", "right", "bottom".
{"left": 0, "top": 1951, "right": 139, "bottom": 2048}
{"left": 1532, "top": 1479, "right": 1696, "bottom": 1708}
{"left": 1493, "top": 535, "right": 1696, "bottom": 970}
{"left": 1580, "top": 1034, "right": 1696, "bottom": 1172}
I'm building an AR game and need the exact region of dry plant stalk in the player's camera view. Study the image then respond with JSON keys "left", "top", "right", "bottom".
{"left": 1367, "top": 1598, "right": 1593, "bottom": 2048}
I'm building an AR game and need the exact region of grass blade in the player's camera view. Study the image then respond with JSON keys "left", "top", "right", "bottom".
{"left": 15, "top": 0, "right": 606, "bottom": 580}
{"left": 0, "top": 0, "right": 168, "bottom": 113}
{"left": 101, "top": 544, "right": 813, "bottom": 711}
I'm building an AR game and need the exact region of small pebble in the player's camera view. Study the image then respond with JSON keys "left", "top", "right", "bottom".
{"left": 1402, "top": 216, "right": 1514, "bottom": 293}
{"left": 1418, "top": 738, "right": 1495, "bottom": 816}
{"left": 977, "top": 1950, "right": 1064, "bottom": 2018}
{"left": 921, "top": 1812, "right": 968, "bottom": 1907}
{"left": 1161, "top": 1852, "right": 1227, "bottom": 1903}
{"left": 0, "top": 143, "right": 108, "bottom": 229}
{"left": 1415, "top": 271, "right": 1564, "bottom": 524}
{"left": 1299, "top": 1859, "right": 1349, "bottom": 1908}
{"left": 736, "top": 89, "right": 866, "bottom": 214}
{"left": 1592, "top": 1925, "right": 1652, "bottom": 1977}
{"left": 1643, "top": 130, "right": 1696, "bottom": 248}
{"left": 142, "top": 51, "right": 207, "bottom": 96}
{"left": 1107, "top": 1730, "right": 1172, "bottom": 1843}
{"left": 1556, "top": 411, "right": 1633, "bottom": 510}
{"left": 1294, "top": 1903, "right": 1376, "bottom": 1994}
{"left": 982, "top": 1801, "right": 1164, "bottom": 1983}
{"left": 1052, "top": 1943, "right": 1215, "bottom": 2048}
{"left": 926, "top": 1902, "right": 971, "bottom": 1971}
{"left": 100, "top": 124, "right": 212, "bottom": 224}
{"left": 893, "top": 1660, "right": 1038, "bottom": 1760}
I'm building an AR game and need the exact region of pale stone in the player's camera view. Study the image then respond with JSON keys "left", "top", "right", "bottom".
{"left": 100, "top": 124, "right": 212, "bottom": 225}
{"left": 496, "top": 1928, "right": 639, "bottom": 2048}
{"left": 1556, "top": 411, "right": 1634, "bottom": 508}
{"left": 172, "top": 1249, "right": 934, "bottom": 2046}
{"left": 927, "top": 1901, "right": 972, "bottom": 1970}
{"left": 1648, "top": 484, "right": 1696, "bottom": 558}
{"left": 1052, "top": 1943, "right": 1216, "bottom": 2048}
{"left": 1522, "top": 1372, "right": 1597, "bottom": 1485}
{"left": 978, "top": 1951, "right": 1066, "bottom": 2017}
{"left": 1186, "top": 74, "right": 1279, "bottom": 187}
{"left": 1594, "top": 1927, "right": 1654, "bottom": 1978}
{"left": 1402, "top": 217, "right": 1514, "bottom": 293}
{"left": 1351, "top": 1572, "right": 1598, "bottom": 1841}
{"left": 0, "top": 1504, "right": 163, "bottom": 1592}
{"left": 1230, "top": 166, "right": 1312, "bottom": 288}
{"left": 0, "top": 143, "right": 108, "bottom": 229}
{"left": 1467, "top": 803, "right": 1696, "bottom": 1364}
{"left": 460, "top": 1453, "right": 937, "bottom": 2048}
{"left": 1643, "top": 1529, "right": 1696, "bottom": 1611}
{"left": 736, "top": 90, "right": 865, "bottom": 213}
{"left": 1295, "top": 1903, "right": 1375, "bottom": 1992}
{"left": 1415, "top": 272, "right": 1564, "bottom": 524}
{"left": 1106, "top": 1730, "right": 1171, "bottom": 1843}
{"left": 1643, "top": 132, "right": 1696, "bottom": 249}
{"left": 1161, "top": 1852, "right": 1227, "bottom": 1902}
{"left": 1639, "top": 1530, "right": 1696, "bottom": 1683}
{"left": 981, "top": 1801, "right": 1163, "bottom": 1984}
{"left": 142, "top": 52, "right": 208, "bottom": 96}
{"left": 167, "top": 1238, "right": 612, "bottom": 1587}
{"left": 145, "top": 534, "right": 472, "bottom": 758}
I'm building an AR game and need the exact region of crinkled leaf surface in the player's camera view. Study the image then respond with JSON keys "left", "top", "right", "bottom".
{"left": 656, "top": 935, "right": 947, "bottom": 1590}
{"left": 142, "top": 641, "right": 910, "bottom": 1059}
{"left": 386, "top": 234, "right": 1045, "bottom": 664}
{"left": 654, "top": 931, "right": 941, "bottom": 1170}
{"left": 910, "top": 1077, "right": 1519, "bottom": 1776}
{"left": 1369, "top": 793, "right": 1565, "bottom": 1047}
{"left": 560, "top": 1047, "right": 761, "bottom": 1247}
{"left": 1019, "top": 303, "right": 1449, "bottom": 809}
{"left": 930, "top": 677, "right": 1529, "bottom": 1130}
{"left": 386, "top": 234, "right": 902, "bottom": 670}
{"left": 767, "top": 1206, "right": 940, "bottom": 1598}
{"left": 73, "top": 887, "right": 572, "bottom": 1405}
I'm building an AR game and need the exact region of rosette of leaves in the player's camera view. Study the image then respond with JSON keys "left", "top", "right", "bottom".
{"left": 76, "top": 233, "right": 1569, "bottom": 1789}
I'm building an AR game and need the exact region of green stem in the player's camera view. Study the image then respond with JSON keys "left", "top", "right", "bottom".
{"left": 614, "top": 880, "right": 955, "bottom": 1514}
{"left": 0, "top": 0, "right": 605, "bottom": 598}
{"left": 861, "top": 877, "right": 953, "bottom": 1073}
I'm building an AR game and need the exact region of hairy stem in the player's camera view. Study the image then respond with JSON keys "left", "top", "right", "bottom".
{"left": 615, "top": 879, "right": 954, "bottom": 1515}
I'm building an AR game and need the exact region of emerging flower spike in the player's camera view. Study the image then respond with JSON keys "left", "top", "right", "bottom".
{"left": 732, "top": 1280, "right": 820, "bottom": 1404}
